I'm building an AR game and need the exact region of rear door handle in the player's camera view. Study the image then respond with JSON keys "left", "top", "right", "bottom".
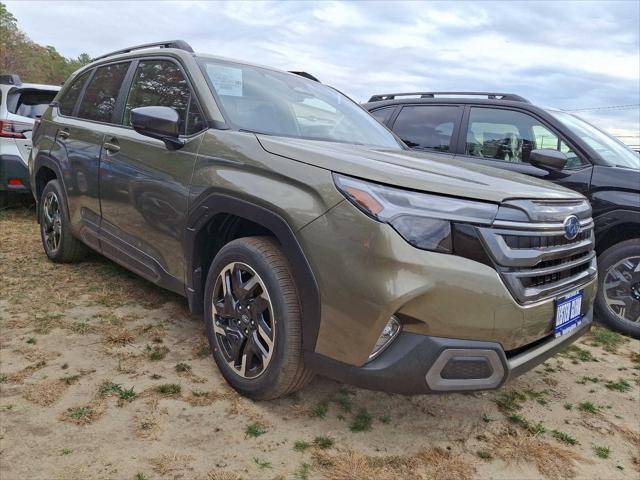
{"left": 103, "top": 138, "right": 120, "bottom": 153}
{"left": 58, "top": 128, "right": 70, "bottom": 140}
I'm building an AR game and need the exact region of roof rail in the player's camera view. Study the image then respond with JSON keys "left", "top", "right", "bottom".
{"left": 368, "top": 92, "right": 530, "bottom": 103}
{"left": 0, "top": 74, "right": 22, "bottom": 86}
{"left": 288, "top": 71, "right": 320, "bottom": 82}
{"left": 92, "top": 40, "right": 194, "bottom": 62}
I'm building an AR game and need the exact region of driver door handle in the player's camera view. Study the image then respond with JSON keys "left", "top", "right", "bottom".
{"left": 103, "top": 138, "right": 120, "bottom": 153}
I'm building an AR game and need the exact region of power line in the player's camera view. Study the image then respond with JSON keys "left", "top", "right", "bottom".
{"left": 564, "top": 104, "right": 640, "bottom": 112}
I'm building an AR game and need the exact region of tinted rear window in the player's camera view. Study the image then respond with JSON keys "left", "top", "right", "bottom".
{"left": 8, "top": 89, "right": 58, "bottom": 119}
{"left": 78, "top": 62, "right": 130, "bottom": 123}
{"left": 392, "top": 105, "right": 461, "bottom": 152}
{"left": 59, "top": 71, "right": 91, "bottom": 116}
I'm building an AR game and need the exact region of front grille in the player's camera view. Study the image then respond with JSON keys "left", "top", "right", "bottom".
{"left": 502, "top": 229, "right": 592, "bottom": 249}
{"left": 478, "top": 199, "right": 597, "bottom": 304}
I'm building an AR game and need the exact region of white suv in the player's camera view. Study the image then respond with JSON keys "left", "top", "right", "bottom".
{"left": 1, "top": 74, "right": 59, "bottom": 205}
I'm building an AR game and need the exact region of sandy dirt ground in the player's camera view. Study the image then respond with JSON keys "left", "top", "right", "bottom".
{"left": 1, "top": 208, "right": 639, "bottom": 480}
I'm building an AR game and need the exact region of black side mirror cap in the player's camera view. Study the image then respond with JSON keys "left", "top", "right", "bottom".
{"left": 130, "top": 106, "right": 185, "bottom": 150}
{"left": 529, "top": 148, "right": 568, "bottom": 172}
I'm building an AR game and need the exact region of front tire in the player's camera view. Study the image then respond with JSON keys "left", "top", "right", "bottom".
{"left": 39, "top": 180, "right": 88, "bottom": 263}
{"left": 204, "top": 236, "right": 313, "bottom": 399}
{"left": 595, "top": 239, "right": 640, "bottom": 339}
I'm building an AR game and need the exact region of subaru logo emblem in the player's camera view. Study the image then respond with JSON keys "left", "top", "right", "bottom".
{"left": 563, "top": 215, "right": 580, "bottom": 240}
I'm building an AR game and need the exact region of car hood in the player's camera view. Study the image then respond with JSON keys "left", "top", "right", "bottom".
{"left": 257, "top": 135, "right": 585, "bottom": 204}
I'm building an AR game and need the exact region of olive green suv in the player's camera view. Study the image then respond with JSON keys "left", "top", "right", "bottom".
{"left": 29, "top": 41, "right": 597, "bottom": 399}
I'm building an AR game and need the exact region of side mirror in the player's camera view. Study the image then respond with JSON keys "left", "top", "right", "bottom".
{"left": 130, "top": 106, "right": 185, "bottom": 150}
{"left": 529, "top": 148, "right": 567, "bottom": 172}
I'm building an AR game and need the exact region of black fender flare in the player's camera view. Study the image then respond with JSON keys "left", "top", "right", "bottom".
{"left": 184, "top": 194, "right": 321, "bottom": 353}
{"left": 32, "top": 153, "right": 68, "bottom": 221}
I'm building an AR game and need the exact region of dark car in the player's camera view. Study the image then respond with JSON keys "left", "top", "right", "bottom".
{"left": 364, "top": 92, "right": 639, "bottom": 338}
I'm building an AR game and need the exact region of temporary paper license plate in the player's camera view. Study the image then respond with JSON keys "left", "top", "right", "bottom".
{"left": 554, "top": 289, "right": 583, "bottom": 337}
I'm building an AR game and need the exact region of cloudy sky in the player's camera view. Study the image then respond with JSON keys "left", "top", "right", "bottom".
{"left": 7, "top": 0, "right": 640, "bottom": 144}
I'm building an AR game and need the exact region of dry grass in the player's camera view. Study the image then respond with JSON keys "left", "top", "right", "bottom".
{"left": 133, "top": 398, "right": 165, "bottom": 439}
{"left": 416, "top": 447, "right": 476, "bottom": 480}
{"left": 5, "top": 360, "right": 48, "bottom": 383}
{"left": 206, "top": 471, "right": 243, "bottom": 480}
{"left": 22, "top": 379, "right": 68, "bottom": 406}
{"left": 489, "top": 429, "right": 588, "bottom": 479}
{"left": 149, "top": 452, "right": 194, "bottom": 476}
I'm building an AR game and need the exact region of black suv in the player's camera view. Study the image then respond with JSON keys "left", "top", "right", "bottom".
{"left": 364, "top": 92, "right": 639, "bottom": 338}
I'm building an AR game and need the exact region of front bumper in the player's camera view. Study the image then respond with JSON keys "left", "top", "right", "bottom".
{"left": 305, "top": 306, "right": 592, "bottom": 395}
{"left": 0, "top": 154, "right": 30, "bottom": 193}
{"left": 299, "top": 200, "right": 597, "bottom": 367}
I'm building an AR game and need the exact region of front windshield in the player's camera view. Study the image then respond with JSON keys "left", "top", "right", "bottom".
{"left": 548, "top": 110, "right": 639, "bottom": 169}
{"left": 199, "top": 58, "right": 402, "bottom": 149}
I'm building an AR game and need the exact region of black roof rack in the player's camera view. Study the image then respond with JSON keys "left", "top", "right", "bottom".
{"left": 0, "top": 74, "right": 22, "bottom": 86}
{"left": 368, "top": 91, "right": 530, "bottom": 103}
{"left": 288, "top": 71, "right": 320, "bottom": 83}
{"left": 92, "top": 40, "right": 194, "bottom": 62}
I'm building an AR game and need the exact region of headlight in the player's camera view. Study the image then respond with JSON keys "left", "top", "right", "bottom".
{"left": 334, "top": 174, "right": 498, "bottom": 253}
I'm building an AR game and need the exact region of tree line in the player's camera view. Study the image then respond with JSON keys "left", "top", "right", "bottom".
{"left": 0, "top": 2, "right": 91, "bottom": 85}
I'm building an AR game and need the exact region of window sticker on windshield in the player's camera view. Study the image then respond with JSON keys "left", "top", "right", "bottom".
{"left": 206, "top": 65, "right": 243, "bottom": 97}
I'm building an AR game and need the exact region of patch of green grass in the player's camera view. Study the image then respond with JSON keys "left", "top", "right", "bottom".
{"left": 175, "top": 362, "right": 191, "bottom": 373}
{"left": 508, "top": 414, "right": 545, "bottom": 435}
{"left": 98, "top": 381, "right": 122, "bottom": 396}
{"left": 68, "top": 322, "right": 93, "bottom": 334}
{"left": 1, "top": 405, "right": 15, "bottom": 411}
{"left": 145, "top": 345, "right": 169, "bottom": 361}
{"left": 26, "top": 337, "right": 36, "bottom": 344}
{"left": 119, "top": 386, "right": 137, "bottom": 401}
{"left": 310, "top": 400, "right": 329, "bottom": 419}
{"left": 0, "top": 374, "right": 8, "bottom": 383}
{"left": 594, "top": 445, "right": 610, "bottom": 459}
{"left": 590, "top": 327, "right": 625, "bottom": 353}
{"left": 605, "top": 379, "right": 631, "bottom": 393}
{"left": 293, "top": 440, "right": 311, "bottom": 452}
{"left": 245, "top": 422, "right": 267, "bottom": 438}
{"left": 155, "top": 383, "right": 181, "bottom": 396}
{"left": 61, "top": 448, "right": 73, "bottom": 455}
{"left": 253, "top": 457, "right": 272, "bottom": 469}
{"left": 134, "top": 474, "right": 148, "bottom": 480}
{"left": 334, "top": 386, "right": 354, "bottom": 412}
{"left": 524, "top": 388, "right": 549, "bottom": 405}
{"left": 313, "top": 436, "right": 334, "bottom": 449}
{"left": 477, "top": 450, "right": 493, "bottom": 460}
{"left": 379, "top": 415, "right": 391, "bottom": 424}
{"left": 350, "top": 408, "right": 373, "bottom": 432}
{"left": 195, "top": 345, "right": 210, "bottom": 358}
{"left": 577, "top": 376, "right": 600, "bottom": 385}
{"left": 578, "top": 401, "right": 599, "bottom": 414}
{"left": 495, "top": 390, "right": 527, "bottom": 412}
{"left": 481, "top": 413, "right": 495, "bottom": 423}
{"left": 552, "top": 430, "right": 578, "bottom": 445}
{"left": 68, "top": 406, "right": 93, "bottom": 420}
{"left": 559, "top": 344, "right": 598, "bottom": 363}
{"left": 294, "top": 462, "right": 311, "bottom": 480}
{"left": 61, "top": 374, "right": 80, "bottom": 385}
{"left": 564, "top": 403, "right": 573, "bottom": 410}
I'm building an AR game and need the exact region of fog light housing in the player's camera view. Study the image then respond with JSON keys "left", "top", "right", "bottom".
{"left": 368, "top": 315, "right": 401, "bottom": 361}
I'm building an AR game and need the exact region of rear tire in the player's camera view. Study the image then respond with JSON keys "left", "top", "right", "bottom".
{"left": 39, "top": 180, "right": 89, "bottom": 263}
{"left": 595, "top": 239, "right": 640, "bottom": 339}
{"left": 204, "top": 236, "right": 313, "bottom": 400}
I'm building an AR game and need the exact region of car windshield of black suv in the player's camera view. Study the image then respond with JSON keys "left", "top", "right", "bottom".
{"left": 548, "top": 110, "right": 640, "bottom": 169}
{"left": 199, "top": 58, "right": 402, "bottom": 149}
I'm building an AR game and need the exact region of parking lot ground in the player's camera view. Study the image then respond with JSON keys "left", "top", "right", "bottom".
{"left": 1, "top": 207, "right": 639, "bottom": 480}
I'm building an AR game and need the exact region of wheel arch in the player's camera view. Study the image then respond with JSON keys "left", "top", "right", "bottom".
{"left": 185, "top": 194, "right": 321, "bottom": 352}
{"left": 594, "top": 209, "right": 640, "bottom": 255}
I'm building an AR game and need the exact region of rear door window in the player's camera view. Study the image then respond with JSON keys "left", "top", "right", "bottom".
{"left": 370, "top": 106, "right": 396, "bottom": 125}
{"left": 78, "top": 62, "right": 130, "bottom": 123}
{"left": 391, "top": 105, "right": 461, "bottom": 152}
{"left": 123, "top": 60, "right": 206, "bottom": 135}
{"left": 59, "top": 71, "right": 91, "bottom": 116}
